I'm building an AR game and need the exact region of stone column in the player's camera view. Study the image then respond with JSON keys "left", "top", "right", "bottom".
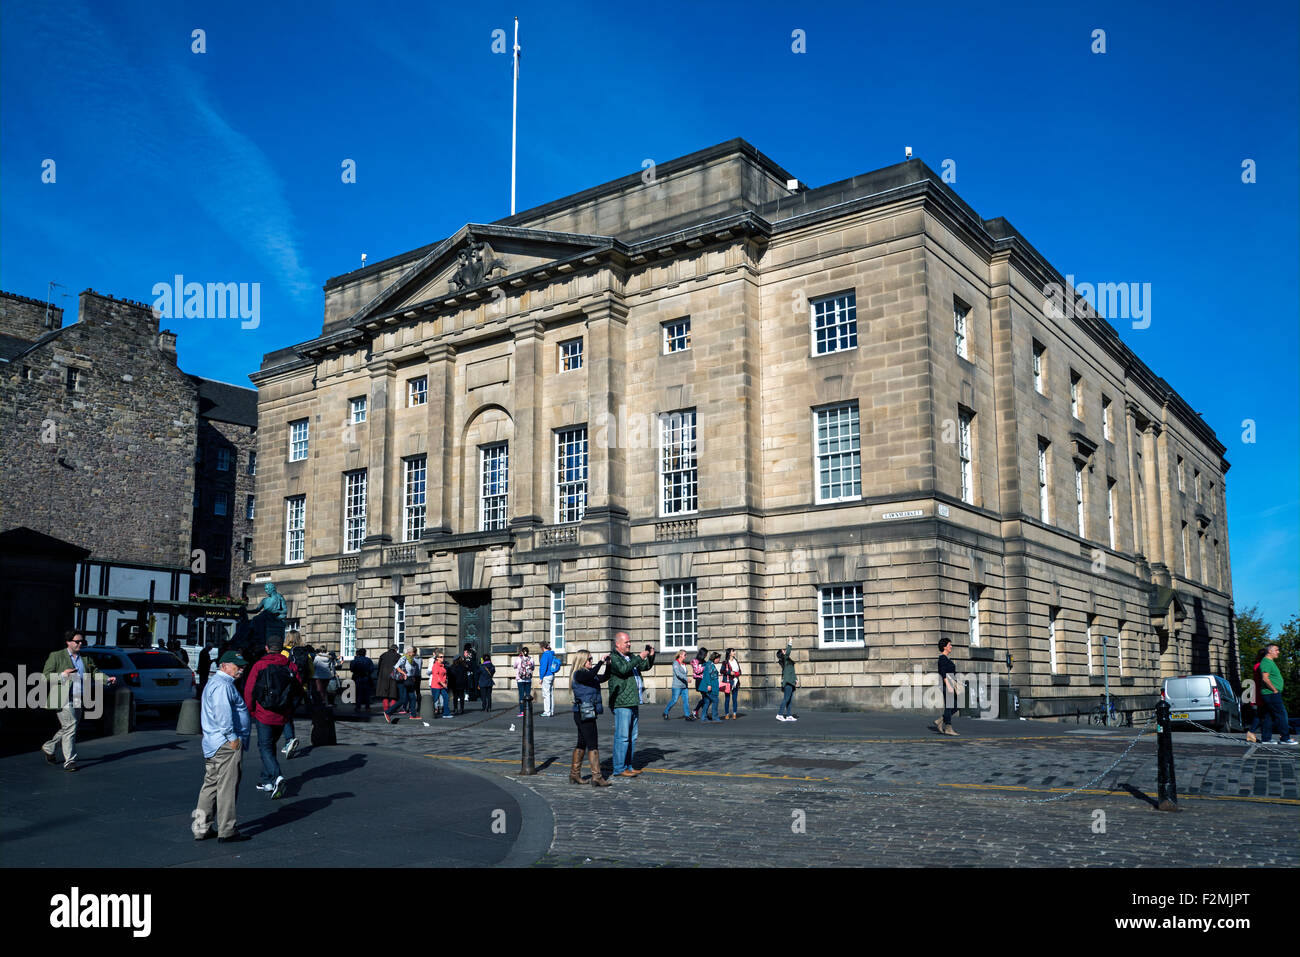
{"left": 424, "top": 343, "right": 457, "bottom": 536}
{"left": 363, "top": 358, "right": 395, "bottom": 546}
{"left": 582, "top": 297, "right": 629, "bottom": 520}
{"left": 509, "top": 318, "right": 545, "bottom": 528}
{"left": 1123, "top": 403, "right": 1143, "bottom": 557}
{"left": 1141, "top": 422, "right": 1166, "bottom": 575}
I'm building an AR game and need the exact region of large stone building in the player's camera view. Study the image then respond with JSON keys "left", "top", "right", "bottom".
{"left": 250, "top": 139, "right": 1233, "bottom": 716}
{"left": 0, "top": 289, "right": 259, "bottom": 651}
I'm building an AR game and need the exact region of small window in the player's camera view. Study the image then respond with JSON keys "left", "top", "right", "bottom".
{"left": 663, "top": 317, "right": 691, "bottom": 354}
{"left": 242, "top": 537, "right": 253, "bottom": 563}
{"left": 550, "top": 586, "right": 566, "bottom": 651}
{"left": 216, "top": 448, "right": 231, "bottom": 472}
{"left": 811, "top": 292, "right": 857, "bottom": 355}
{"left": 661, "top": 581, "right": 698, "bottom": 649}
{"left": 953, "top": 299, "right": 970, "bottom": 360}
{"left": 246, "top": 495, "right": 255, "bottom": 521}
{"left": 819, "top": 584, "right": 864, "bottom": 647}
{"left": 289, "top": 420, "right": 309, "bottom": 461}
{"left": 66, "top": 367, "right": 81, "bottom": 392}
{"left": 213, "top": 492, "right": 228, "bottom": 517}
{"left": 407, "top": 377, "right": 427, "bottom": 407}
{"left": 248, "top": 451, "right": 258, "bottom": 475}
{"left": 211, "top": 540, "right": 226, "bottom": 561}
{"left": 559, "top": 338, "right": 583, "bottom": 372}
{"left": 1032, "top": 341, "right": 1045, "bottom": 394}
{"left": 350, "top": 396, "right": 367, "bottom": 424}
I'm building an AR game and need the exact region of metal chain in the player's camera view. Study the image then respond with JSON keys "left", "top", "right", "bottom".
{"left": 1185, "top": 718, "right": 1298, "bottom": 757}
{"left": 977, "top": 716, "right": 1157, "bottom": 805}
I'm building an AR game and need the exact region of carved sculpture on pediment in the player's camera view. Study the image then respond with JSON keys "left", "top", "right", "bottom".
{"left": 449, "top": 241, "right": 509, "bottom": 292}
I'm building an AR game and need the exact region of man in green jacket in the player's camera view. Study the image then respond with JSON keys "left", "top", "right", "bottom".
{"left": 608, "top": 631, "right": 655, "bottom": 777}
{"left": 40, "top": 630, "right": 116, "bottom": 771}
{"left": 1259, "top": 643, "right": 1296, "bottom": 745}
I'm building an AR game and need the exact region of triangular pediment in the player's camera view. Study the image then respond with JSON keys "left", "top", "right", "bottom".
{"left": 347, "top": 224, "right": 615, "bottom": 326}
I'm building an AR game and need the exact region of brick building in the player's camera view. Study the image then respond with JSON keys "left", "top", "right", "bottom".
{"left": 250, "top": 139, "right": 1233, "bottom": 716}
{"left": 0, "top": 289, "right": 258, "bottom": 649}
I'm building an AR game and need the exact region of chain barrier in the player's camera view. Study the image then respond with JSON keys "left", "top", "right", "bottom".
{"left": 1184, "top": 718, "right": 1298, "bottom": 757}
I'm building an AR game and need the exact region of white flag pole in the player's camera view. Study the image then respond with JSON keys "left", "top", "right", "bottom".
{"left": 511, "top": 16, "right": 520, "bottom": 216}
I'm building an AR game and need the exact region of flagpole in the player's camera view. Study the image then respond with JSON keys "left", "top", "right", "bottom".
{"left": 511, "top": 16, "right": 519, "bottom": 216}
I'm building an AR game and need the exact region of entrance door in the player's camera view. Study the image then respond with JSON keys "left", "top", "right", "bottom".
{"left": 456, "top": 591, "right": 492, "bottom": 657}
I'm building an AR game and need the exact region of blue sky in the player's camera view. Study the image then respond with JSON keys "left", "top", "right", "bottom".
{"left": 2, "top": 0, "right": 1296, "bottom": 628}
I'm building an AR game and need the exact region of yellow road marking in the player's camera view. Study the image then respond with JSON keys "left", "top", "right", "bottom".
{"left": 421, "top": 755, "right": 1297, "bottom": 805}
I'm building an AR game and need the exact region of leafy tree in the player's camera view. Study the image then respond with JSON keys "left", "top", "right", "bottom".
{"left": 1237, "top": 606, "right": 1300, "bottom": 715}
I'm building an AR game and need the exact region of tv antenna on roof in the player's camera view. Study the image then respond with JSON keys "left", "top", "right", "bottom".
{"left": 45, "top": 280, "right": 65, "bottom": 329}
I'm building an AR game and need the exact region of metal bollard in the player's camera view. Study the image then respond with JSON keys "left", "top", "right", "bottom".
{"left": 520, "top": 692, "right": 536, "bottom": 775}
{"left": 1156, "top": 700, "right": 1181, "bottom": 812}
{"left": 112, "top": 686, "right": 134, "bottom": 736}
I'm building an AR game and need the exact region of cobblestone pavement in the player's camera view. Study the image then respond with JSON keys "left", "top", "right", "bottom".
{"left": 339, "top": 707, "right": 1298, "bottom": 867}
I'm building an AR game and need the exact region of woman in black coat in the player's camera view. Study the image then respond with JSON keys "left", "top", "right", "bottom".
{"left": 569, "top": 650, "right": 611, "bottom": 787}
{"left": 375, "top": 645, "right": 401, "bottom": 712}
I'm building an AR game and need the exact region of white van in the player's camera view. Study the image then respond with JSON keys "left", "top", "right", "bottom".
{"left": 1161, "top": 674, "right": 1242, "bottom": 732}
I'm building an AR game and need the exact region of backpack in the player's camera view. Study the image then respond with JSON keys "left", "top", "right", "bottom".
{"left": 253, "top": 663, "right": 299, "bottom": 714}
{"left": 290, "top": 645, "right": 313, "bottom": 676}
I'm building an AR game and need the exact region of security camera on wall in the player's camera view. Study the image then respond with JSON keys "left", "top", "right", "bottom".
{"left": 905, "top": 146, "right": 912, "bottom": 159}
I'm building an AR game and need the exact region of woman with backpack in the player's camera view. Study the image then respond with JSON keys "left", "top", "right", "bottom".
{"left": 478, "top": 655, "right": 496, "bottom": 711}
{"left": 691, "top": 647, "right": 708, "bottom": 719}
{"left": 569, "top": 650, "right": 611, "bottom": 786}
{"left": 515, "top": 647, "right": 535, "bottom": 718}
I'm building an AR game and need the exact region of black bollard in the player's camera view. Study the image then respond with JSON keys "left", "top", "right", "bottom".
{"left": 520, "top": 693, "right": 536, "bottom": 775}
{"left": 1156, "top": 700, "right": 1181, "bottom": 812}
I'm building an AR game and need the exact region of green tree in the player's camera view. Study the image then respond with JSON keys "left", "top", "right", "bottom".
{"left": 1235, "top": 605, "right": 1270, "bottom": 687}
{"left": 1275, "top": 615, "right": 1300, "bottom": 716}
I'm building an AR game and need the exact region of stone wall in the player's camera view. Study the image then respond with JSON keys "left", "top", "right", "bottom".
{"left": 0, "top": 291, "right": 195, "bottom": 568}
{"left": 0, "top": 290, "right": 63, "bottom": 343}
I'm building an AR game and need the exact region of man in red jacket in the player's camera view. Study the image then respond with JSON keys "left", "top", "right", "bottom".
{"left": 242, "top": 636, "right": 301, "bottom": 800}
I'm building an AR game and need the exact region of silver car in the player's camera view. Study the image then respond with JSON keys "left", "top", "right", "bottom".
{"left": 82, "top": 646, "right": 196, "bottom": 715}
{"left": 1161, "top": 674, "right": 1242, "bottom": 732}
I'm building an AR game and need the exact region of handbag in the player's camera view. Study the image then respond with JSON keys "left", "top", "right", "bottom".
{"left": 720, "top": 680, "right": 731, "bottom": 694}
{"left": 579, "top": 698, "right": 597, "bottom": 720}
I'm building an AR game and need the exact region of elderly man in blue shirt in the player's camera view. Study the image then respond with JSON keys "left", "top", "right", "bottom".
{"left": 192, "top": 651, "right": 252, "bottom": 843}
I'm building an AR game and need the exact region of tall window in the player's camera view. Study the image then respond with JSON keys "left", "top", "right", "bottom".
{"left": 1198, "top": 530, "right": 1207, "bottom": 583}
{"left": 1102, "top": 397, "right": 1112, "bottom": 440}
{"left": 341, "top": 605, "right": 357, "bottom": 658}
{"left": 285, "top": 496, "right": 306, "bottom": 564}
{"left": 289, "top": 419, "right": 309, "bottom": 461}
{"left": 393, "top": 598, "right": 406, "bottom": 651}
{"left": 403, "top": 456, "right": 426, "bottom": 541}
{"left": 407, "top": 376, "right": 427, "bottom": 407}
{"left": 968, "top": 584, "right": 981, "bottom": 648}
{"left": 349, "top": 396, "right": 367, "bottom": 423}
{"left": 555, "top": 427, "right": 588, "bottom": 524}
{"left": 1176, "top": 456, "right": 1185, "bottom": 491}
{"left": 248, "top": 451, "right": 257, "bottom": 475}
{"left": 1074, "top": 463, "right": 1086, "bottom": 537}
{"left": 559, "top": 338, "right": 583, "bottom": 372}
{"left": 954, "top": 299, "right": 970, "bottom": 359}
{"left": 1037, "top": 438, "right": 1051, "bottom": 522}
{"left": 663, "top": 317, "right": 691, "bottom": 354}
{"left": 217, "top": 448, "right": 231, "bottom": 471}
{"left": 246, "top": 494, "right": 256, "bottom": 521}
{"left": 1116, "top": 620, "right": 1126, "bottom": 676}
{"left": 1048, "top": 606, "right": 1060, "bottom": 674}
{"left": 480, "top": 444, "right": 509, "bottom": 531}
{"left": 1069, "top": 370, "right": 1081, "bottom": 419}
{"left": 344, "top": 470, "right": 367, "bottom": 552}
{"left": 1181, "top": 521, "right": 1190, "bottom": 577}
{"left": 659, "top": 410, "right": 698, "bottom": 515}
{"left": 550, "top": 586, "right": 566, "bottom": 651}
{"left": 1106, "top": 478, "right": 1116, "bottom": 548}
{"left": 1193, "top": 469, "right": 1201, "bottom": 500}
{"left": 815, "top": 403, "right": 862, "bottom": 504}
{"left": 819, "top": 584, "right": 864, "bottom": 647}
{"left": 1086, "top": 614, "right": 1096, "bottom": 676}
{"left": 1032, "top": 340, "right": 1045, "bottom": 393}
{"left": 811, "top": 292, "right": 857, "bottom": 355}
{"left": 958, "top": 409, "right": 974, "bottom": 505}
{"left": 661, "top": 581, "right": 698, "bottom": 649}
{"left": 66, "top": 368, "right": 81, "bottom": 392}
{"left": 214, "top": 492, "right": 228, "bottom": 517}
{"left": 242, "top": 537, "right": 253, "bottom": 563}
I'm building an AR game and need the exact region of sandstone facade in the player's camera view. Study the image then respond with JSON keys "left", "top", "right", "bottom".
{"left": 251, "top": 140, "right": 1233, "bottom": 718}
